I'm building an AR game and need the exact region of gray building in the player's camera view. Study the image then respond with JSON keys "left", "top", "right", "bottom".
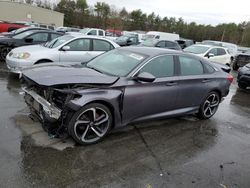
{"left": 0, "top": 0, "right": 64, "bottom": 27}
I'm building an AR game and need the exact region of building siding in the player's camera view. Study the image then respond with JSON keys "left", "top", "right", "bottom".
{"left": 0, "top": 1, "right": 64, "bottom": 27}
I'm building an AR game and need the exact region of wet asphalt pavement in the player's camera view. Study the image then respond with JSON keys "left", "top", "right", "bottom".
{"left": 0, "top": 62, "right": 250, "bottom": 188}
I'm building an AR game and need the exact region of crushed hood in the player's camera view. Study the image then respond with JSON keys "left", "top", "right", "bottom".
{"left": 22, "top": 64, "right": 119, "bottom": 86}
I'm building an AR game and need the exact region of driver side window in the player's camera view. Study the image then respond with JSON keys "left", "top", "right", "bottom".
{"left": 66, "top": 39, "right": 90, "bottom": 51}
{"left": 139, "top": 55, "right": 174, "bottom": 78}
{"left": 207, "top": 48, "right": 218, "bottom": 56}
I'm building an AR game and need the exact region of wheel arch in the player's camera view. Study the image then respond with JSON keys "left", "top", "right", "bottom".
{"left": 209, "top": 89, "right": 222, "bottom": 100}
{"left": 84, "top": 100, "right": 117, "bottom": 129}
{"left": 34, "top": 59, "right": 53, "bottom": 64}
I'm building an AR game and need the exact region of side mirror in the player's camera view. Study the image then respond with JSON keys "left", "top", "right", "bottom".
{"left": 207, "top": 53, "right": 215, "bottom": 58}
{"left": 135, "top": 72, "right": 156, "bottom": 82}
{"left": 87, "top": 32, "right": 92, "bottom": 35}
{"left": 25, "top": 38, "right": 33, "bottom": 43}
{"left": 61, "top": 45, "right": 70, "bottom": 51}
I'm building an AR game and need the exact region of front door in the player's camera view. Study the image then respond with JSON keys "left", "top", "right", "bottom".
{"left": 122, "top": 55, "right": 179, "bottom": 124}
{"left": 59, "top": 38, "right": 92, "bottom": 62}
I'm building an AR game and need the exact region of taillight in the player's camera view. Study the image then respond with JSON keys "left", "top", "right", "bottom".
{"left": 227, "top": 74, "right": 234, "bottom": 83}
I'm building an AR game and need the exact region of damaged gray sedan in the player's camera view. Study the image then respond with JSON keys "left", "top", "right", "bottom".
{"left": 22, "top": 47, "right": 233, "bottom": 145}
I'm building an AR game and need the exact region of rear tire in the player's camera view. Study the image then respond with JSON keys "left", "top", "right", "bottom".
{"left": 238, "top": 82, "right": 247, "bottom": 89}
{"left": 232, "top": 62, "right": 239, "bottom": 70}
{"left": 68, "top": 103, "right": 113, "bottom": 145}
{"left": 197, "top": 91, "right": 220, "bottom": 119}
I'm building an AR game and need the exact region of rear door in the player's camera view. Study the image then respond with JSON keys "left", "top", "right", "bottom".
{"left": 122, "top": 55, "right": 179, "bottom": 124}
{"left": 175, "top": 55, "right": 212, "bottom": 109}
{"left": 90, "top": 39, "right": 115, "bottom": 58}
{"left": 59, "top": 38, "right": 92, "bottom": 62}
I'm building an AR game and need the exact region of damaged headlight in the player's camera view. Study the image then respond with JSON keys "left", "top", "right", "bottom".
{"left": 12, "top": 52, "right": 30, "bottom": 59}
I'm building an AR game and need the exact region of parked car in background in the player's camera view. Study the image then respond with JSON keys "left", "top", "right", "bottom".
{"left": 56, "top": 27, "right": 80, "bottom": 33}
{"left": 6, "top": 35, "right": 119, "bottom": 73}
{"left": 0, "top": 30, "right": 63, "bottom": 61}
{"left": 202, "top": 40, "right": 238, "bottom": 58}
{"left": 115, "top": 34, "right": 139, "bottom": 46}
{"left": 237, "top": 46, "right": 250, "bottom": 54}
{"left": 0, "top": 27, "right": 48, "bottom": 38}
{"left": 0, "top": 22, "right": 27, "bottom": 33}
{"left": 140, "top": 39, "right": 182, "bottom": 51}
{"left": 105, "top": 29, "right": 122, "bottom": 37}
{"left": 176, "top": 38, "right": 195, "bottom": 49}
{"left": 232, "top": 50, "right": 250, "bottom": 70}
{"left": 21, "top": 47, "right": 233, "bottom": 145}
{"left": 237, "top": 63, "right": 250, "bottom": 89}
{"left": 184, "top": 44, "right": 232, "bottom": 65}
{"left": 144, "top": 31, "right": 180, "bottom": 41}
{"left": 79, "top": 28, "right": 105, "bottom": 36}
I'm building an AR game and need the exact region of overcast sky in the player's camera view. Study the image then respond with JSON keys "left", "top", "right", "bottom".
{"left": 86, "top": 0, "right": 250, "bottom": 25}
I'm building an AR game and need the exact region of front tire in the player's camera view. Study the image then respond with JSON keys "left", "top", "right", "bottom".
{"left": 1, "top": 46, "right": 12, "bottom": 61}
{"left": 68, "top": 103, "right": 112, "bottom": 145}
{"left": 197, "top": 92, "right": 220, "bottom": 119}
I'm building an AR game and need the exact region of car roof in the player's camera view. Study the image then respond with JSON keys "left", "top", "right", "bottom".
{"left": 120, "top": 46, "right": 183, "bottom": 56}
{"left": 30, "top": 30, "right": 63, "bottom": 34}
{"left": 191, "top": 44, "right": 227, "bottom": 49}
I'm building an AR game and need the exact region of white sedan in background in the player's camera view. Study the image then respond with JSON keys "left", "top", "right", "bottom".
{"left": 184, "top": 44, "right": 232, "bottom": 65}
{"left": 6, "top": 35, "right": 120, "bottom": 74}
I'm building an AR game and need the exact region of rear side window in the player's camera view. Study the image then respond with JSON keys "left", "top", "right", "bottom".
{"left": 204, "top": 63, "right": 215, "bottom": 74}
{"left": 93, "top": 39, "right": 112, "bottom": 51}
{"left": 217, "top": 48, "right": 226, "bottom": 55}
{"left": 139, "top": 55, "right": 174, "bottom": 78}
{"left": 166, "top": 41, "right": 177, "bottom": 47}
{"left": 179, "top": 56, "right": 204, "bottom": 76}
{"left": 156, "top": 41, "right": 165, "bottom": 48}
{"left": 51, "top": 33, "right": 62, "bottom": 40}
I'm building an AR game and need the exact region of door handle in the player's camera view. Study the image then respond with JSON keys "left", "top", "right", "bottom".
{"left": 165, "top": 82, "right": 177, "bottom": 86}
{"left": 202, "top": 79, "right": 211, "bottom": 83}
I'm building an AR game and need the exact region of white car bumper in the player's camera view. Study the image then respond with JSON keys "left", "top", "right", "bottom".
{"left": 6, "top": 56, "right": 34, "bottom": 74}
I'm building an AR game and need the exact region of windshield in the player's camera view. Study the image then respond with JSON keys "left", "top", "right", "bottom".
{"left": 13, "top": 30, "right": 34, "bottom": 39}
{"left": 44, "top": 35, "right": 74, "bottom": 48}
{"left": 79, "top": 28, "right": 90, "bottom": 34}
{"left": 87, "top": 49, "right": 147, "bottom": 76}
{"left": 12, "top": 27, "right": 29, "bottom": 35}
{"left": 184, "top": 45, "right": 209, "bottom": 54}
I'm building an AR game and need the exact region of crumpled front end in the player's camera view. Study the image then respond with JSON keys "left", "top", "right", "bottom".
{"left": 22, "top": 75, "right": 85, "bottom": 134}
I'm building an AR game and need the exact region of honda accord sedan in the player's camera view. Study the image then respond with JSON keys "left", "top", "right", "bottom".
{"left": 22, "top": 47, "right": 233, "bottom": 145}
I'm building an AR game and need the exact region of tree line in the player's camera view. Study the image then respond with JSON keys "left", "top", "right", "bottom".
{"left": 21, "top": 0, "right": 250, "bottom": 46}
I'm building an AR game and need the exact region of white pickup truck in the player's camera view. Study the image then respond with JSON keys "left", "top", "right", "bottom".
{"left": 66, "top": 28, "right": 117, "bottom": 41}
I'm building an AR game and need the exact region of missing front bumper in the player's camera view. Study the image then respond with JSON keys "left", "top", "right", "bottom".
{"left": 23, "top": 87, "right": 62, "bottom": 120}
